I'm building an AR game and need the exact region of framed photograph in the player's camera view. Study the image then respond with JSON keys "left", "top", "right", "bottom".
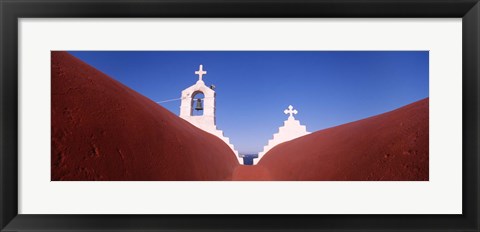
{"left": 1, "top": 0, "right": 479, "bottom": 231}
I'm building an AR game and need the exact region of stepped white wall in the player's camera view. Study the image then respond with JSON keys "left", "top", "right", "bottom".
{"left": 256, "top": 116, "right": 309, "bottom": 165}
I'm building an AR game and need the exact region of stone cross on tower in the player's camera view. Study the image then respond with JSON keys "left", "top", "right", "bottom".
{"left": 195, "top": 64, "right": 207, "bottom": 81}
{"left": 284, "top": 105, "right": 298, "bottom": 119}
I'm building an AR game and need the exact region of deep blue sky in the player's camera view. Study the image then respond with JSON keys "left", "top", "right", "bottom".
{"left": 68, "top": 51, "right": 429, "bottom": 154}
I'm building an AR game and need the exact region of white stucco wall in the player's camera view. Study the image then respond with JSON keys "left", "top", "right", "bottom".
{"left": 255, "top": 112, "right": 310, "bottom": 165}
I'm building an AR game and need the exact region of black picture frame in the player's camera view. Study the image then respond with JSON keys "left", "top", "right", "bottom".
{"left": 1, "top": 0, "right": 479, "bottom": 231}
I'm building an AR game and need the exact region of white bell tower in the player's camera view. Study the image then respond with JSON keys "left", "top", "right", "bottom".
{"left": 179, "top": 65, "right": 242, "bottom": 164}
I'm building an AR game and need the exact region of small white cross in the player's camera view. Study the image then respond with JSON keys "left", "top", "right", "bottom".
{"left": 284, "top": 105, "right": 298, "bottom": 119}
{"left": 195, "top": 64, "right": 207, "bottom": 81}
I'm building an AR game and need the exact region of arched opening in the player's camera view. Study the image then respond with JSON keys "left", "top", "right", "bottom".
{"left": 191, "top": 91, "right": 205, "bottom": 116}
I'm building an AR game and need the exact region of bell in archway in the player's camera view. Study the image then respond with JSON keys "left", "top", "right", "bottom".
{"left": 194, "top": 98, "right": 203, "bottom": 111}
